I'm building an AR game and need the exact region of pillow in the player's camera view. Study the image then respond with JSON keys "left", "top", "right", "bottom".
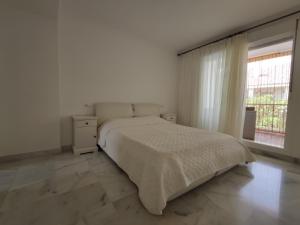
{"left": 95, "top": 102, "right": 133, "bottom": 125}
{"left": 133, "top": 103, "right": 162, "bottom": 117}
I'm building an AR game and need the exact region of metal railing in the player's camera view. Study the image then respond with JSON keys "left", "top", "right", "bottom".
{"left": 246, "top": 103, "right": 288, "bottom": 134}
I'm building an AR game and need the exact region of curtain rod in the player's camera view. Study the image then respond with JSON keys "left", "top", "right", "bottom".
{"left": 178, "top": 9, "right": 300, "bottom": 56}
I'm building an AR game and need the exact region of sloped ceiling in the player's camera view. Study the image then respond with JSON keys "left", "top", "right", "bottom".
{"left": 3, "top": 0, "right": 300, "bottom": 52}
{"left": 0, "top": 0, "right": 58, "bottom": 18}
{"left": 63, "top": 0, "right": 300, "bottom": 52}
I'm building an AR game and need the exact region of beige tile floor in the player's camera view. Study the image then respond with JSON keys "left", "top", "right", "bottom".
{"left": 0, "top": 151, "right": 300, "bottom": 225}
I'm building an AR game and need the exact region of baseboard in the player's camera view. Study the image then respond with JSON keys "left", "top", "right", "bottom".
{"left": 250, "top": 148, "right": 300, "bottom": 164}
{"left": 0, "top": 148, "right": 62, "bottom": 163}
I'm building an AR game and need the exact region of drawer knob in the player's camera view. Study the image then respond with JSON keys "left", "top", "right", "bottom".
{"left": 94, "top": 135, "right": 97, "bottom": 138}
{"left": 85, "top": 122, "right": 89, "bottom": 125}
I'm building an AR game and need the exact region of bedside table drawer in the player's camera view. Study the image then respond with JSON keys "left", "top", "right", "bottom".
{"left": 75, "top": 120, "right": 97, "bottom": 128}
{"left": 74, "top": 127, "right": 97, "bottom": 148}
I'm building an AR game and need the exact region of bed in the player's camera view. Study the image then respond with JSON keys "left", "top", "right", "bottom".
{"left": 96, "top": 103, "right": 255, "bottom": 215}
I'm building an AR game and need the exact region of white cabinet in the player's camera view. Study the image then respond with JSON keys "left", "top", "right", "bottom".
{"left": 72, "top": 116, "right": 98, "bottom": 155}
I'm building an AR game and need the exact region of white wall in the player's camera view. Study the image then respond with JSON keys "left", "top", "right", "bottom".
{"left": 0, "top": 1, "right": 178, "bottom": 156}
{"left": 285, "top": 19, "right": 300, "bottom": 159}
{"left": 0, "top": 2, "right": 61, "bottom": 156}
{"left": 59, "top": 1, "right": 178, "bottom": 147}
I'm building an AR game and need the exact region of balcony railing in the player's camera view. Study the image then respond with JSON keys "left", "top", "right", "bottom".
{"left": 246, "top": 103, "right": 288, "bottom": 134}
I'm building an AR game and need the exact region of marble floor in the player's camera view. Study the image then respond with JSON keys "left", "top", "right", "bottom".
{"left": 0, "top": 151, "right": 300, "bottom": 225}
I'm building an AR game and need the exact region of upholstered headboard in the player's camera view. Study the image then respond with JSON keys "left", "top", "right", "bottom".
{"left": 133, "top": 103, "right": 162, "bottom": 117}
{"left": 95, "top": 102, "right": 163, "bottom": 125}
{"left": 95, "top": 102, "right": 134, "bottom": 125}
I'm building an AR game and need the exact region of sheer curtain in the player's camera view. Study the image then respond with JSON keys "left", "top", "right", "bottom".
{"left": 178, "top": 34, "right": 248, "bottom": 139}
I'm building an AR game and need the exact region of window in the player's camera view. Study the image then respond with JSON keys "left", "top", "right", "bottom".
{"left": 244, "top": 40, "right": 293, "bottom": 147}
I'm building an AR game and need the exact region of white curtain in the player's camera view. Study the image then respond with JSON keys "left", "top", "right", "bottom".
{"left": 178, "top": 34, "right": 248, "bottom": 139}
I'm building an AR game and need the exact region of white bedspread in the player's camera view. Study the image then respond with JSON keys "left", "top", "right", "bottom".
{"left": 98, "top": 116, "right": 255, "bottom": 215}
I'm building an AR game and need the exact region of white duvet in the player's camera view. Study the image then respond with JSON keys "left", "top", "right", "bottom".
{"left": 98, "top": 116, "right": 255, "bottom": 215}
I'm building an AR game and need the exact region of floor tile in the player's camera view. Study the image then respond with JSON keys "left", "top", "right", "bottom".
{"left": 0, "top": 151, "right": 299, "bottom": 225}
{"left": 0, "top": 170, "right": 15, "bottom": 191}
{"left": 83, "top": 203, "right": 116, "bottom": 225}
{"left": 98, "top": 174, "right": 137, "bottom": 202}
{"left": 11, "top": 163, "right": 54, "bottom": 189}
{"left": 0, "top": 191, "right": 7, "bottom": 209}
{"left": 110, "top": 194, "right": 187, "bottom": 225}
{"left": 55, "top": 160, "right": 89, "bottom": 177}
{"left": 52, "top": 154, "right": 87, "bottom": 170}
{"left": 0, "top": 179, "right": 47, "bottom": 212}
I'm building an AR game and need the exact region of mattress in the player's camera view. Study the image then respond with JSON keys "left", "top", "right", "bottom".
{"left": 98, "top": 116, "right": 255, "bottom": 215}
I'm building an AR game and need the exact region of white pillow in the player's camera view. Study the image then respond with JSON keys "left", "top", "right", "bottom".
{"left": 133, "top": 103, "right": 162, "bottom": 117}
{"left": 95, "top": 103, "right": 133, "bottom": 125}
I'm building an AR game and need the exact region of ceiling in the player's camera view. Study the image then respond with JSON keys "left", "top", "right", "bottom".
{"left": 249, "top": 40, "right": 293, "bottom": 58}
{"left": 3, "top": 0, "right": 300, "bottom": 52}
{"left": 63, "top": 0, "right": 300, "bottom": 52}
{"left": 0, "top": 0, "right": 58, "bottom": 18}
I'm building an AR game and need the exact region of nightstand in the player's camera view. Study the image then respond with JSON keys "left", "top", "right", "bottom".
{"left": 161, "top": 113, "right": 176, "bottom": 124}
{"left": 72, "top": 116, "right": 98, "bottom": 155}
